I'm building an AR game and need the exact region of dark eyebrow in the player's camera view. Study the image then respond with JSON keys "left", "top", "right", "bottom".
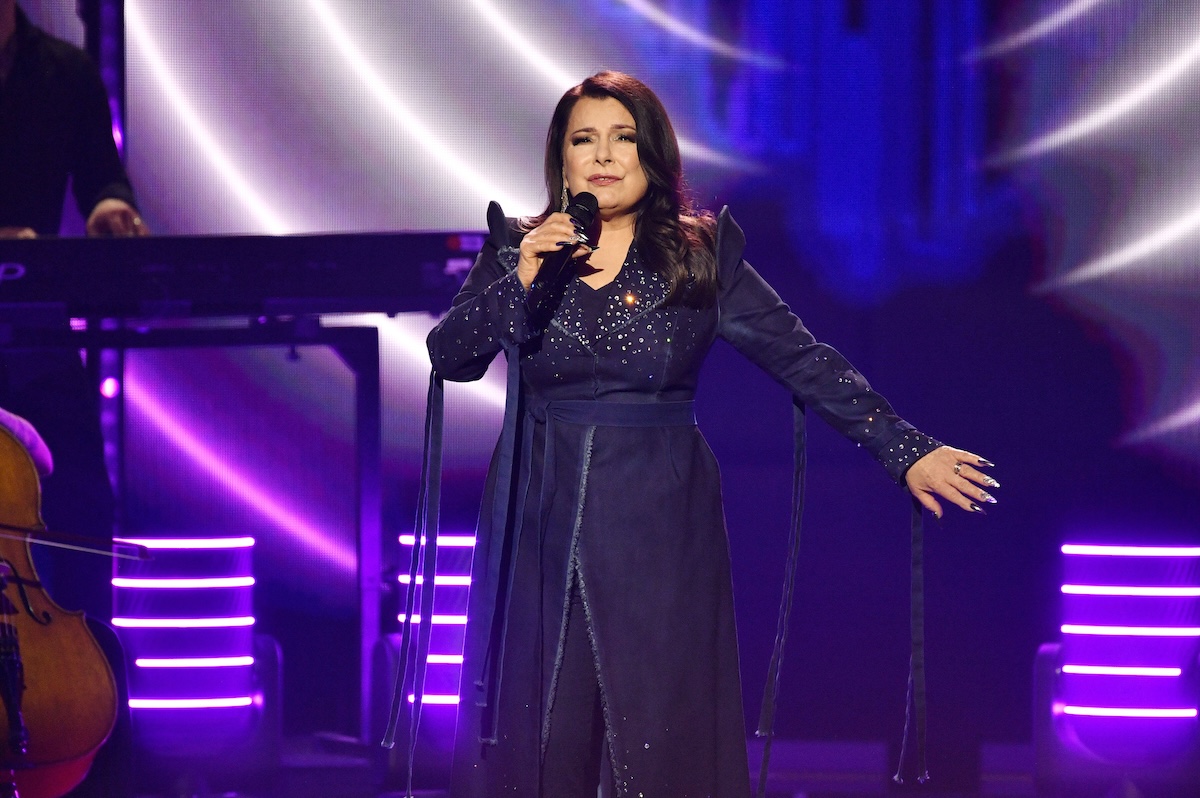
{"left": 569, "top": 124, "right": 638, "bottom": 136}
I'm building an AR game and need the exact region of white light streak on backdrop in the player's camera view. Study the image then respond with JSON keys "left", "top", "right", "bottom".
{"left": 127, "top": 0, "right": 756, "bottom": 234}
{"left": 126, "top": 0, "right": 290, "bottom": 234}
{"left": 986, "top": 0, "right": 1200, "bottom": 459}
{"left": 616, "top": 0, "right": 784, "bottom": 69}
{"left": 967, "top": 0, "right": 1110, "bottom": 61}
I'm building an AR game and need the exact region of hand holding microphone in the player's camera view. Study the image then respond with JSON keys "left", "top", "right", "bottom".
{"left": 518, "top": 193, "right": 600, "bottom": 309}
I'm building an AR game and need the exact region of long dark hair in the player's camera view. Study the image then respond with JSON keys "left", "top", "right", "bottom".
{"left": 525, "top": 71, "right": 717, "bottom": 307}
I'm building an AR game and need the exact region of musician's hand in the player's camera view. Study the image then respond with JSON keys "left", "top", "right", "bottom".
{"left": 86, "top": 198, "right": 149, "bottom": 238}
{"left": 516, "top": 212, "right": 594, "bottom": 291}
{"left": 0, "top": 226, "right": 37, "bottom": 239}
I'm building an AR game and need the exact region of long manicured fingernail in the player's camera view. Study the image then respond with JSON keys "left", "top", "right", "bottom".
{"left": 980, "top": 492, "right": 997, "bottom": 504}
{"left": 984, "top": 476, "right": 1000, "bottom": 488}
{"left": 978, "top": 458, "right": 995, "bottom": 467}
{"left": 969, "top": 503, "right": 987, "bottom": 515}
{"left": 555, "top": 240, "right": 574, "bottom": 247}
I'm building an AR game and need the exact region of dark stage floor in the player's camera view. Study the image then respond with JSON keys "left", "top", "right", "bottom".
{"left": 126, "top": 736, "right": 1037, "bottom": 798}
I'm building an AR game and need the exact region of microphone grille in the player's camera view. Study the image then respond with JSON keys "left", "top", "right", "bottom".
{"left": 566, "top": 192, "right": 599, "bottom": 226}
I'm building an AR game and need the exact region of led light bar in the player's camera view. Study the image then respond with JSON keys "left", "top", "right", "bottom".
{"left": 398, "top": 574, "right": 471, "bottom": 586}
{"left": 1061, "top": 624, "right": 1200, "bottom": 637}
{"left": 1062, "top": 664, "right": 1183, "bottom": 676}
{"left": 130, "top": 696, "right": 255, "bottom": 709}
{"left": 425, "top": 654, "right": 464, "bottom": 665}
{"left": 1062, "top": 584, "right": 1200, "bottom": 597}
{"left": 406, "top": 694, "right": 460, "bottom": 705}
{"left": 1061, "top": 705, "right": 1198, "bottom": 719}
{"left": 1061, "top": 544, "right": 1200, "bottom": 557}
{"left": 399, "top": 534, "right": 476, "bottom": 547}
{"left": 113, "top": 616, "right": 256, "bottom": 628}
{"left": 113, "top": 577, "right": 256, "bottom": 589}
{"left": 396, "top": 614, "right": 468, "bottom": 625}
{"left": 135, "top": 656, "right": 256, "bottom": 668}
{"left": 115, "top": 536, "right": 255, "bottom": 549}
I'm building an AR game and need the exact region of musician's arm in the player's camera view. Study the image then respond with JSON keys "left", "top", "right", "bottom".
{"left": 68, "top": 49, "right": 143, "bottom": 238}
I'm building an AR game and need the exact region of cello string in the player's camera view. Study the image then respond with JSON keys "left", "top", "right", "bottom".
{"left": 0, "top": 529, "right": 145, "bottom": 561}
{"left": 0, "top": 525, "right": 148, "bottom": 560}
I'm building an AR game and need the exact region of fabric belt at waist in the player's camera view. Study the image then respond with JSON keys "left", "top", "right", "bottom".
{"left": 526, "top": 398, "right": 696, "bottom": 427}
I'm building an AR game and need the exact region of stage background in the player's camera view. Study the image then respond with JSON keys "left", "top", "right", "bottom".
{"left": 22, "top": 0, "right": 1200, "bottom": 790}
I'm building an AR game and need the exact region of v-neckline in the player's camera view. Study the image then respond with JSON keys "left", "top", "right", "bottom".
{"left": 578, "top": 269, "right": 621, "bottom": 292}
{"left": 577, "top": 241, "right": 634, "bottom": 291}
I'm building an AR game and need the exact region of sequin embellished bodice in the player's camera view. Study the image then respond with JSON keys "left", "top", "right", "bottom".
{"left": 501, "top": 244, "right": 715, "bottom": 404}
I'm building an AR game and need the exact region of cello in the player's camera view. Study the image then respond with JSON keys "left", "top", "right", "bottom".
{"left": 0, "top": 424, "right": 118, "bottom": 798}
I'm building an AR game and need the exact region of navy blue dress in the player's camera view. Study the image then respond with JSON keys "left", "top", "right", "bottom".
{"left": 427, "top": 207, "right": 940, "bottom": 797}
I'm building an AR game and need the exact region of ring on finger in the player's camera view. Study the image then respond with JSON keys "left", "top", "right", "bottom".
{"left": 953, "top": 462, "right": 962, "bottom": 476}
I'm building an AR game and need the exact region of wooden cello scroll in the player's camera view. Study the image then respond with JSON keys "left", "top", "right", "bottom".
{"left": 0, "top": 425, "right": 117, "bottom": 798}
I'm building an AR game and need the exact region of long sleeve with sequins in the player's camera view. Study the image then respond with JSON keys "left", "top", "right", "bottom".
{"left": 715, "top": 212, "right": 941, "bottom": 485}
{"left": 427, "top": 233, "right": 535, "bottom": 382}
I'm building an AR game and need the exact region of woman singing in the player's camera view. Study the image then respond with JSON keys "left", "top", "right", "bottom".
{"left": 427, "top": 70, "right": 997, "bottom": 798}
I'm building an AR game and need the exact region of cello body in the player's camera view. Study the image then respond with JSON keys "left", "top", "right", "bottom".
{"left": 0, "top": 425, "right": 117, "bottom": 798}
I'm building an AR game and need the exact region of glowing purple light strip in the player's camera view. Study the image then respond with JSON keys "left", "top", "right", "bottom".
{"left": 396, "top": 614, "right": 468, "bottom": 625}
{"left": 426, "top": 654, "right": 464, "bottom": 665}
{"left": 1062, "top": 624, "right": 1200, "bottom": 637}
{"left": 136, "top": 656, "right": 256, "bottom": 668}
{"left": 407, "top": 694, "right": 460, "bottom": 705}
{"left": 130, "top": 697, "right": 254, "bottom": 709}
{"left": 1062, "top": 544, "right": 1200, "bottom": 558}
{"left": 398, "top": 574, "right": 471, "bottom": 586}
{"left": 1062, "top": 664, "right": 1182, "bottom": 676}
{"left": 115, "top": 536, "right": 255, "bottom": 549}
{"left": 113, "top": 616, "right": 256, "bottom": 629}
{"left": 113, "top": 577, "right": 255, "bottom": 589}
{"left": 125, "top": 372, "right": 356, "bottom": 574}
{"left": 1062, "top": 584, "right": 1200, "bottom": 597}
{"left": 1059, "top": 704, "right": 1198, "bottom": 719}
{"left": 399, "top": 534, "right": 476, "bottom": 547}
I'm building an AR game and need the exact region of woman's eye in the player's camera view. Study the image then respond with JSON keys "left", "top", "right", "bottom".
{"left": 617, "top": 134, "right": 636, "bottom": 143}
{"left": 570, "top": 136, "right": 591, "bottom": 146}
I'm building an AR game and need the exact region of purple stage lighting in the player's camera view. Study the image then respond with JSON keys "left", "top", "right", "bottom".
{"left": 129, "top": 697, "right": 255, "bottom": 710}
{"left": 135, "top": 656, "right": 256, "bottom": 668}
{"left": 1054, "top": 542, "right": 1200, "bottom": 766}
{"left": 406, "top": 694, "right": 460, "bottom": 705}
{"left": 396, "top": 531, "right": 475, "bottom": 709}
{"left": 113, "top": 535, "right": 261, "bottom": 758}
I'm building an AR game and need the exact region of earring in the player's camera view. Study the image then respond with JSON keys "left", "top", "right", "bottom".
{"left": 560, "top": 175, "right": 569, "bottom": 212}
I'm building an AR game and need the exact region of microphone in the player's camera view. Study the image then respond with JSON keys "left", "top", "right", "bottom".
{"left": 525, "top": 192, "right": 599, "bottom": 314}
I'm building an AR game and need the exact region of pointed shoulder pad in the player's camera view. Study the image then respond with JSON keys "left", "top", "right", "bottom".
{"left": 486, "top": 201, "right": 510, "bottom": 249}
{"left": 715, "top": 206, "right": 746, "bottom": 277}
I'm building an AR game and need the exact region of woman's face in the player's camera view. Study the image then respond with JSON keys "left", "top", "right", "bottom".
{"left": 562, "top": 96, "right": 648, "bottom": 222}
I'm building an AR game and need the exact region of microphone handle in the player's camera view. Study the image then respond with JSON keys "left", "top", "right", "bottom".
{"left": 525, "top": 192, "right": 598, "bottom": 316}
{"left": 524, "top": 241, "right": 583, "bottom": 314}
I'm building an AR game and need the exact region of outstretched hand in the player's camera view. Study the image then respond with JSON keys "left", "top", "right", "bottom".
{"left": 905, "top": 445, "right": 998, "bottom": 519}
